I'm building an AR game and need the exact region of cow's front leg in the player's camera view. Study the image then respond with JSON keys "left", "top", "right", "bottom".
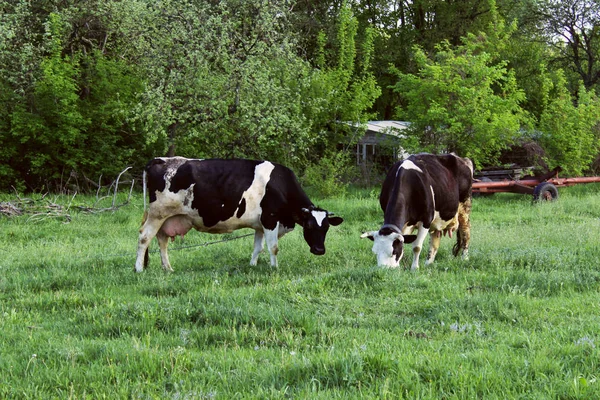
{"left": 156, "top": 231, "right": 174, "bottom": 272}
{"left": 426, "top": 230, "right": 442, "bottom": 265}
{"left": 264, "top": 223, "right": 280, "bottom": 267}
{"left": 410, "top": 225, "right": 430, "bottom": 271}
{"left": 250, "top": 230, "right": 265, "bottom": 266}
{"left": 135, "top": 218, "right": 165, "bottom": 272}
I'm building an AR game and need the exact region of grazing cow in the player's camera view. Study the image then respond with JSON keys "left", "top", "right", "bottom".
{"left": 135, "top": 157, "right": 343, "bottom": 272}
{"left": 361, "top": 153, "right": 473, "bottom": 269}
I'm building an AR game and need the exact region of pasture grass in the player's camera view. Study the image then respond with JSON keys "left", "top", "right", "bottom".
{"left": 1, "top": 184, "right": 600, "bottom": 398}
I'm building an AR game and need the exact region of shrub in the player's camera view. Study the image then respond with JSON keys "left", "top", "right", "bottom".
{"left": 301, "top": 152, "right": 355, "bottom": 198}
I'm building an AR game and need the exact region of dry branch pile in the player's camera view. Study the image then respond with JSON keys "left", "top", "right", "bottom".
{"left": 0, "top": 193, "right": 73, "bottom": 222}
{"left": 0, "top": 201, "right": 23, "bottom": 217}
{"left": 1, "top": 167, "right": 135, "bottom": 222}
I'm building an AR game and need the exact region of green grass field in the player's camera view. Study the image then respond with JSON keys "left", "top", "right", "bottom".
{"left": 1, "top": 184, "right": 600, "bottom": 399}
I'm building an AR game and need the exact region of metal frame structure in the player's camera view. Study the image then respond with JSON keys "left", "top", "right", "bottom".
{"left": 472, "top": 167, "right": 600, "bottom": 201}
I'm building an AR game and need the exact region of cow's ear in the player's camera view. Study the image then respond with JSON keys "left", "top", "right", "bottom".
{"left": 403, "top": 234, "right": 417, "bottom": 244}
{"left": 328, "top": 216, "right": 344, "bottom": 226}
{"left": 360, "top": 231, "right": 375, "bottom": 241}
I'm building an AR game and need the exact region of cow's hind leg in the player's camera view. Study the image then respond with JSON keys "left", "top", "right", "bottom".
{"left": 156, "top": 231, "right": 174, "bottom": 272}
{"left": 264, "top": 223, "right": 280, "bottom": 267}
{"left": 250, "top": 230, "right": 265, "bottom": 266}
{"left": 426, "top": 230, "right": 442, "bottom": 265}
{"left": 453, "top": 198, "right": 472, "bottom": 259}
{"left": 136, "top": 218, "right": 163, "bottom": 272}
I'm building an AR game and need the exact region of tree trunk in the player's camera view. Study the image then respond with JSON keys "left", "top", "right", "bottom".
{"left": 166, "top": 122, "right": 178, "bottom": 157}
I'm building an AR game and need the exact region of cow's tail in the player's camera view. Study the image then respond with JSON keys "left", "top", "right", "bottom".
{"left": 143, "top": 169, "right": 147, "bottom": 211}
{"left": 140, "top": 209, "right": 150, "bottom": 269}
{"left": 452, "top": 234, "right": 463, "bottom": 257}
{"left": 141, "top": 169, "right": 149, "bottom": 269}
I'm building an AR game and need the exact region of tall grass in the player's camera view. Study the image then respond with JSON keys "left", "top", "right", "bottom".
{"left": 1, "top": 184, "right": 599, "bottom": 398}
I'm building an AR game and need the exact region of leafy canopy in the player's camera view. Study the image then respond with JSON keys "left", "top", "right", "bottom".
{"left": 392, "top": 18, "right": 527, "bottom": 167}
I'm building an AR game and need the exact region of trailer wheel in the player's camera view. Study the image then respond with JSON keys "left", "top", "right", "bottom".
{"left": 533, "top": 182, "right": 558, "bottom": 202}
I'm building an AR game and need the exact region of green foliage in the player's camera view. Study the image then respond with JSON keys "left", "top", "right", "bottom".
{"left": 392, "top": 25, "right": 527, "bottom": 166}
{"left": 128, "top": 0, "right": 323, "bottom": 169}
{"left": 8, "top": 13, "right": 86, "bottom": 186}
{"left": 301, "top": 152, "right": 354, "bottom": 198}
{"left": 0, "top": 3, "right": 151, "bottom": 191}
{"left": 538, "top": 73, "right": 600, "bottom": 175}
{"left": 2, "top": 0, "right": 600, "bottom": 191}
{"left": 1, "top": 11, "right": 147, "bottom": 190}
{"left": 306, "top": 1, "right": 381, "bottom": 158}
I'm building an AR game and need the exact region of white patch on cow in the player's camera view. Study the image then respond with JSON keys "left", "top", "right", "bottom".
{"left": 396, "top": 159, "right": 423, "bottom": 177}
{"left": 199, "top": 161, "right": 275, "bottom": 233}
{"left": 401, "top": 223, "right": 416, "bottom": 235}
{"left": 430, "top": 185, "right": 435, "bottom": 209}
{"left": 429, "top": 211, "right": 459, "bottom": 232}
{"left": 234, "top": 161, "right": 274, "bottom": 224}
{"left": 250, "top": 231, "right": 265, "bottom": 266}
{"left": 312, "top": 210, "right": 327, "bottom": 227}
{"left": 159, "top": 157, "right": 193, "bottom": 191}
{"left": 264, "top": 223, "right": 280, "bottom": 267}
{"left": 152, "top": 183, "right": 196, "bottom": 220}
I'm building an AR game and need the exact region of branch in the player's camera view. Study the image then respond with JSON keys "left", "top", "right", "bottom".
{"left": 112, "top": 166, "right": 132, "bottom": 208}
{"left": 3, "top": 167, "right": 136, "bottom": 220}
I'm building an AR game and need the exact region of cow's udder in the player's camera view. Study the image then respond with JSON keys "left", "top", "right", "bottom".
{"left": 160, "top": 215, "right": 194, "bottom": 240}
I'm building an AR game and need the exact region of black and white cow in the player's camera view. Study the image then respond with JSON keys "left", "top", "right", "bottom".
{"left": 135, "top": 157, "right": 343, "bottom": 272}
{"left": 361, "top": 153, "right": 473, "bottom": 269}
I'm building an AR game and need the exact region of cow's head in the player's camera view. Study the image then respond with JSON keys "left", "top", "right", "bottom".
{"left": 361, "top": 224, "right": 416, "bottom": 267}
{"left": 301, "top": 207, "right": 344, "bottom": 255}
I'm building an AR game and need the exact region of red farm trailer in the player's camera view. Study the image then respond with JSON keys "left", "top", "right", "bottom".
{"left": 472, "top": 166, "right": 600, "bottom": 201}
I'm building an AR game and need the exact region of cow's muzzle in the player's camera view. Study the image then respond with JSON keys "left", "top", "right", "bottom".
{"left": 311, "top": 247, "right": 325, "bottom": 256}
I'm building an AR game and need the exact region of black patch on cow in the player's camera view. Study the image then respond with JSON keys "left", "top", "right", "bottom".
{"left": 145, "top": 158, "right": 168, "bottom": 203}
{"left": 166, "top": 159, "right": 257, "bottom": 228}
{"left": 259, "top": 165, "right": 312, "bottom": 231}
{"left": 236, "top": 198, "right": 246, "bottom": 218}
{"left": 379, "top": 226, "right": 397, "bottom": 236}
{"left": 392, "top": 238, "right": 403, "bottom": 261}
{"left": 379, "top": 224, "right": 401, "bottom": 236}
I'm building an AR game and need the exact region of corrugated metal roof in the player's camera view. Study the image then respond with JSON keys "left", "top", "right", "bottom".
{"left": 365, "top": 121, "right": 410, "bottom": 135}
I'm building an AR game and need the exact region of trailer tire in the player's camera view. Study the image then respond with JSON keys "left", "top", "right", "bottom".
{"left": 533, "top": 182, "right": 558, "bottom": 202}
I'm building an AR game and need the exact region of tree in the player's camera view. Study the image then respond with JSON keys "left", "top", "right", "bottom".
{"left": 307, "top": 2, "right": 381, "bottom": 154}
{"left": 0, "top": 0, "right": 50, "bottom": 188}
{"left": 391, "top": 18, "right": 527, "bottom": 167}
{"left": 539, "top": 0, "right": 600, "bottom": 91}
{"left": 128, "top": 0, "right": 324, "bottom": 169}
{"left": 0, "top": 2, "right": 149, "bottom": 191}
{"left": 538, "top": 72, "right": 600, "bottom": 175}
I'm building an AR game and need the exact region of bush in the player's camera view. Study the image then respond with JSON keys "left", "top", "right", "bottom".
{"left": 301, "top": 152, "right": 356, "bottom": 198}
